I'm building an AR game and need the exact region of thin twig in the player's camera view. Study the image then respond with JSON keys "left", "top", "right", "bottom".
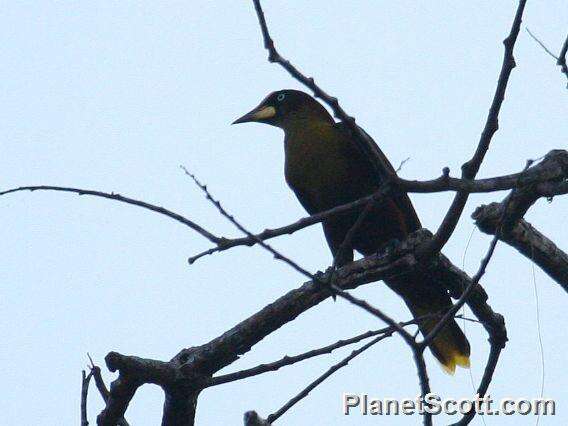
{"left": 0, "top": 185, "right": 220, "bottom": 244}
{"left": 332, "top": 199, "right": 377, "bottom": 267}
{"left": 455, "top": 314, "right": 483, "bottom": 325}
{"left": 395, "top": 157, "right": 411, "bottom": 173}
{"left": 526, "top": 28, "right": 559, "bottom": 60}
{"left": 183, "top": 167, "right": 316, "bottom": 277}
{"left": 188, "top": 184, "right": 394, "bottom": 264}
{"left": 205, "top": 317, "right": 425, "bottom": 388}
{"left": 266, "top": 333, "right": 391, "bottom": 424}
{"left": 327, "top": 196, "right": 378, "bottom": 301}
{"left": 526, "top": 28, "right": 568, "bottom": 87}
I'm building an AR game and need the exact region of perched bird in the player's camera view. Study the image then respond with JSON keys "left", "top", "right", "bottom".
{"left": 233, "top": 89, "right": 470, "bottom": 374}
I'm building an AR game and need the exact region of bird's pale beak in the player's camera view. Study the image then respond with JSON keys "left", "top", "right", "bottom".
{"left": 232, "top": 105, "right": 276, "bottom": 124}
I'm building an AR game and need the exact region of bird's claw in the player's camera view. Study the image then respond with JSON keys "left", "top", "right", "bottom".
{"left": 381, "top": 238, "right": 401, "bottom": 259}
{"left": 314, "top": 267, "right": 338, "bottom": 301}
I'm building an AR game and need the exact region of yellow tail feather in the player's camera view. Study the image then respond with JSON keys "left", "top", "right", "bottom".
{"left": 440, "top": 351, "right": 471, "bottom": 375}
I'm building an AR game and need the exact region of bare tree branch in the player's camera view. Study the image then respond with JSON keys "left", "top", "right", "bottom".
{"left": 266, "top": 333, "right": 392, "bottom": 424}
{"left": 183, "top": 167, "right": 417, "bottom": 346}
{"left": 0, "top": 185, "right": 220, "bottom": 244}
{"left": 205, "top": 317, "right": 425, "bottom": 388}
{"left": 421, "top": 158, "right": 534, "bottom": 349}
{"left": 84, "top": 359, "right": 132, "bottom": 426}
{"left": 250, "top": 0, "right": 389, "bottom": 184}
{"left": 420, "top": 159, "right": 534, "bottom": 425}
{"left": 188, "top": 150, "right": 567, "bottom": 264}
{"left": 90, "top": 366, "right": 110, "bottom": 404}
{"left": 473, "top": 202, "right": 568, "bottom": 292}
{"left": 187, "top": 184, "right": 394, "bottom": 264}
{"left": 425, "top": 0, "right": 528, "bottom": 256}
{"left": 332, "top": 198, "right": 377, "bottom": 268}
{"left": 9, "top": 3, "right": 557, "bottom": 425}
{"left": 81, "top": 370, "right": 93, "bottom": 426}
{"left": 96, "top": 352, "right": 188, "bottom": 426}
{"left": 90, "top": 224, "right": 503, "bottom": 426}
{"left": 416, "top": 163, "right": 536, "bottom": 426}
{"left": 96, "top": 375, "right": 139, "bottom": 426}
{"left": 97, "top": 231, "right": 421, "bottom": 425}
{"left": 1, "top": 151, "right": 563, "bottom": 268}
{"left": 183, "top": 166, "right": 434, "bottom": 424}
{"left": 1, "top": 1, "right": 564, "bottom": 425}
{"left": 430, "top": 258, "right": 508, "bottom": 426}
{"left": 451, "top": 344, "right": 503, "bottom": 426}
{"left": 559, "top": 32, "right": 568, "bottom": 82}
{"left": 87, "top": 357, "right": 130, "bottom": 426}
{"left": 188, "top": 162, "right": 517, "bottom": 425}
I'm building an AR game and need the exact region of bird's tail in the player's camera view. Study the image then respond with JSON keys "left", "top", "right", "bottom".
{"left": 409, "top": 303, "right": 471, "bottom": 374}
{"left": 387, "top": 276, "right": 471, "bottom": 374}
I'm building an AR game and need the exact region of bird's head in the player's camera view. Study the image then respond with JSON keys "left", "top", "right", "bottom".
{"left": 232, "top": 89, "right": 333, "bottom": 129}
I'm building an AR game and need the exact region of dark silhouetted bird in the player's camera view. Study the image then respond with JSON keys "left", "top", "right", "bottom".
{"left": 233, "top": 89, "right": 470, "bottom": 373}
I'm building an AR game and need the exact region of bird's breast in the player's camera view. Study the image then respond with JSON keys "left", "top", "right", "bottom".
{"left": 284, "top": 127, "right": 367, "bottom": 213}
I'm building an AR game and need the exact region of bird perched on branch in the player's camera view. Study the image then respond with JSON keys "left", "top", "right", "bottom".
{"left": 233, "top": 89, "right": 470, "bottom": 374}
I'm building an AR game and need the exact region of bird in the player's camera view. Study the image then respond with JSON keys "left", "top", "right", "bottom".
{"left": 233, "top": 89, "right": 470, "bottom": 374}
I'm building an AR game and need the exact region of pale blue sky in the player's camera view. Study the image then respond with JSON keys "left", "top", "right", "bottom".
{"left": 1, "top": 1, "right": 567, "bottom": 425}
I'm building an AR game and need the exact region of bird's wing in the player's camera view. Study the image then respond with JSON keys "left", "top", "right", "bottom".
{"left": 334, "top": 121, "right": 421, "bottom": 230}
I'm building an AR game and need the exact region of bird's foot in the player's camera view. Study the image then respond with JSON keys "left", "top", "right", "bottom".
{"left": 314, "top": 267, "right": 338, "bottom": 301}
{"left": 381, "top": 238, "right": 402, "bottom": 259}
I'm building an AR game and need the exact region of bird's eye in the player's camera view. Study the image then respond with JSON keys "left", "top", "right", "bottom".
{"left": 277, "top": 93, "right": 286, "bottom": 102}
